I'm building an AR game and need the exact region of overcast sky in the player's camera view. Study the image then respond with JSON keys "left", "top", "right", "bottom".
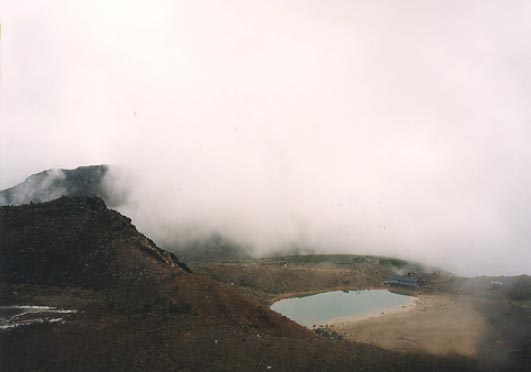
{"left": 1, "top": 0, "right": 531, "bottom": 275}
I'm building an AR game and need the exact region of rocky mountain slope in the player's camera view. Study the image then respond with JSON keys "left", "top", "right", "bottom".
{"left": 0, "top": 165, "right": 254, "bottom": 263}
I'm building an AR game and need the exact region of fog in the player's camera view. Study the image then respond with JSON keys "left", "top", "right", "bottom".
{"left": 2, "top": 1, "right": 531, "bottom": 276}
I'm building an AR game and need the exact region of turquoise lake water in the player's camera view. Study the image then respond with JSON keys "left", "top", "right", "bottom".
{"left": 270, "top": 289, "right": 415, "bottom": 328}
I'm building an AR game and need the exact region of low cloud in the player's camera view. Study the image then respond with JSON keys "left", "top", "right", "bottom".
{"left": 2, "top": 0, "right": 531, "bottom": 276}
{"left": 0, "top": 169, "right": 66, "bottom": 205}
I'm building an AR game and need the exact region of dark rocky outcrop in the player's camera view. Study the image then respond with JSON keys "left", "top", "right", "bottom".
{"left": 0, "top": 196, "right": 189, "bottom": 288}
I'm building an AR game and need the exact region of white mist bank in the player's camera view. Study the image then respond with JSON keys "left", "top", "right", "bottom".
{"left": 103, "top": 165, "right": 530, "bottom": 277}
{"left": 2, "top": 1, "right": 531, "bottom": 276}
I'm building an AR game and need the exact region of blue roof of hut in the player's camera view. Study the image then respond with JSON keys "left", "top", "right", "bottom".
{"left": 388, "top": 275, "right": 419, "bottom": 287}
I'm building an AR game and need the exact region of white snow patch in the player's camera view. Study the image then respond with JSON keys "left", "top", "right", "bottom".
{"left": 0, "top": 305, "right": 76, "bottom": 331}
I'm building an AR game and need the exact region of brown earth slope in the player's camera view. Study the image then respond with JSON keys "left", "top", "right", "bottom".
{"left": 196, "top": 261, "right": 531, "bottom": 372}
{"left": 0, "top": 197, "right": 483, "bottom": 371}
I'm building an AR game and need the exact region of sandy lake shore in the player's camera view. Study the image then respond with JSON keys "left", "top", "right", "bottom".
{"left": 334, "top": 294, "right": 487, "bottom": 357}
{"left": 326, "top": 294, "right": 418, "bottom": 325}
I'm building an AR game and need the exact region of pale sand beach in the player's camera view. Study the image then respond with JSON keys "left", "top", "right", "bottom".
{"left": 326, "top": 295, "right": 418, "bottom": 325}
{"left": 334, "top": 295, "right": 487, "bottom": 356}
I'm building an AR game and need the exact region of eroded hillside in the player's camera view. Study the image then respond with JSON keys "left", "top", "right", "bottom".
{"left": 0, "top": 197, "right": 484, "bottom": 371}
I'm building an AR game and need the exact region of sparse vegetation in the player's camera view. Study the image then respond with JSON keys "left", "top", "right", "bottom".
{"left": 259, "top": 254, "right": 427, "bottom": 272}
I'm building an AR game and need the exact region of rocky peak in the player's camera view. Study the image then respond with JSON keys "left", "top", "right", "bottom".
{"left": 0, "top": 196, "right": 190, "bottom": 289}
